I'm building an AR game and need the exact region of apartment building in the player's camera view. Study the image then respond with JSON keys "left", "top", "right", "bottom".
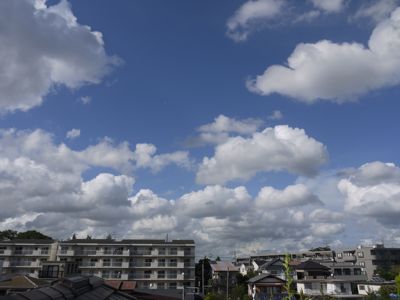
{"left": 0, "top": 239, "right": 57, "bottom": 277}
{"left": 0, "top": 239, "right": 195, "bottom": 290}
{"left": 249, "top": 249, "right": 334, "bottom": 262}
{"left": 335, "top": 244, "right": 400, "bottom": 279}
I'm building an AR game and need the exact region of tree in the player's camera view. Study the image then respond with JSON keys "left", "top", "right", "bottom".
{"left": 395, "top": 273, "right": 400, "bottom": 296}
{"left": 72, "top": 233, "right": 77, "bottom": 240}
{"left": 106, "top": 233, "right": 113, "bottom": 240}
{"left": 0, "top": 230, "right": 17, "bottom": 240}
{"left": 379, "top": 285, "right": 396, "bottom": 300}
{"left": 86, "top": 234, "right": 92, "bottom": 239}
{"left": 195, "top": 257, "right": 212, "bottom": 293}
{"left": 283, "top": 254, "right": 295, "bottom": 300}
{"left": 204, "top": 293, "right": 225, "bottom": 300}
{"left": 15, "top": 230, "right": 52, "bottom": 240}
{"left": 376, "top": 265, "right": 400, "bottom": 280}
{"left": 231, "top": 285, "right": 247, "bottom": 300}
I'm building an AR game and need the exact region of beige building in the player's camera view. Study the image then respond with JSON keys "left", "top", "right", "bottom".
{"left": 0, "top": 238, "right": 195, "bottom": 290}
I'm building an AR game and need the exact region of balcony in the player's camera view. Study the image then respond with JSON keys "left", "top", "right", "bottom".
{"left": 59, "top": 250, "right": 74, "bottom": 256}
{"left": 0, "top": 250, "right": 12, "bottom": 256}
{"left": 74, "top": 250, "right": 98, "bottom": 256}
{"left": 13, "top": 250, "right": 34, "bottom": 255}
{"left": 10, "top": 261, "right": 40, "bottom": 267}
{"left": 80, "top": 262, "right": 101, "bottom": 268}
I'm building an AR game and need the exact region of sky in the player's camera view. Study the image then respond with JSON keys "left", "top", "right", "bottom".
{"left": 1, "top": 0, "right": 400, "bottom": 258}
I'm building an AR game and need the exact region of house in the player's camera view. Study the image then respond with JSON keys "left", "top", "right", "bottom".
{"left": 259, "top": 258, "right": 286, "bottom": 280}
{"left": 357, "top": 276, "right": 396, "bottom": 295}
{"left": 247, "top": 274, "right": 286, "bottom": 299}
{"left": 209, "top": 261, "right": 239, "bottom": 294}
{"left": 252, "top": 259, "right": 267, "bottom": 272}
{"left": 239, "top": 262, "right": 253, "bottom": 276}
{"left": 0, "top": 275, "right": 137, "bottom": 299}
{"left": 0, "top": 274, "right": 51, "bottom": 296}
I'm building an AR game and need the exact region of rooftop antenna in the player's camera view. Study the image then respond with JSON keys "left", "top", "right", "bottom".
{"left": 165, "top": 233, "right": 169, "bottom": 243}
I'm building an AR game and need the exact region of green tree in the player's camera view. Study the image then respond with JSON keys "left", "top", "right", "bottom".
{"left": 204, "top": 293, "right": 225, "bottom": 300}
{"left": 15, "top": 230, "right": 52, "bottom": 240}
{"left": 72, "top": 233, "right": 77, "bottom": 240}
{"left": 283, "top": 254, "right": 295, "bottom": 300}
{"left": 395, "top": 273, "right": 400, "bottom": 296}
{"left": 0, "top": 230, "right": 17, "bottom": 240}
{"left": 231, "top": 285, "right": 247, "bottom": 300}
{"left": 379, "top": 285, "right": 396, "bottom": 300}
{"left": 195, "top": 257, "right": 212, "bottom": 293}
{"left": 376, "top": 266, "right": 400, "bottom": 280}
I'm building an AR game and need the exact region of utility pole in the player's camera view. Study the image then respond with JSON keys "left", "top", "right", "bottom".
{"left": 202, "top": 258, "right": 205, "bottom": 295}
{"left": 226, "top": 266, "right": 229, "bottom": 300}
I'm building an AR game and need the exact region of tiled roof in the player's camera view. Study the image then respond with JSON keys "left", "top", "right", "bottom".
{"left": 0, "top": 276, "right": 137, "bottom": 300}
{"left": 0, "top": 239, "right": 54, "bottom": 244}
{"left": 210, "top": 261, "right": 239, "bottom": 272}
{"left": 0, "top": 275, "right": 50, "bottom": 290}
{"left": 105, "top": 280, "right": 137, "bottom": 291}
{"left": 61, "top": 239, "right": 195, "bottom": 245}
{"left": 247, "top": 274, "right": 286, "bottom": 284}
{"left": 295, "top": 260, "right": 330, "bottom": 270}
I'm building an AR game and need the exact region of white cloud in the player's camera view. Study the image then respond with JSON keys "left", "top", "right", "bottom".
{"left": 353, "top": 0, "right": 398, "bottom": 23}
{"left": 248, "top": 7, "right": 400, "bottom": 103}
{"left": 79, "top": 96, "right": 92, "bottom": 105}
{"left": 255, "top": 184, "right": 322, "bottom": 208}
{"left": 66, "top": 128, "right": 80, "bottom": 139}
{"left": 177, "top": 185, "right": 251, "bottom": 219}
{"left": 187, "top": 115, "right": 263, "bottom": 146}
{"left": 311, "top": 223, "right": 345, "bottom": 236}
{"left": 309, "top": 208, "right": 344, "bottom": 222}
{"left": 196, "top": 125, "right": 328, "bottom": 185}
{"left": 226, "top": 0, "right": 284, "bottom": 42}
{"left": 133, "top": 143, "right": 191, "bottom": 173}
{"left": 0, "top": 0, "right": 118, "bottom": 113}
{"left": 338, "top": 161, "right": 400, "bottom": 225}
{"left": 310, "top": 0, "right": 345, "bottom": 13}
{"left": 267, "top": 110, "right": 283, "bottom": 120}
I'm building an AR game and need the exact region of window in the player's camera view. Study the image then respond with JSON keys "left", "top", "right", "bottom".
{"left": 158, "top": 270, "right": 165, "bottom": 279}
{"left": 158, "top": 259, "right": 166, "bottom": 267}
{"left": 168, "top": 282, "right": 177, "bottom": 289}
{"left": 337, "top": 253, "right": 343, "bottom": 259}
{"left": 359, "top": 261, "right": 365, "bottom": 267}
{"left": 357, "top": 252, "right": 364, "bottom": 258}
{"left": 169, "top": 259, "right": 177, "bottom": 267}
{"left": 103, "top": 259, "right": 110, "bottom": 266}
{"left": 144, "top": 270, "right": 152, "bottom": 279}
{"left": 340, "top": 283, "right": 346, "bottom": 293}
{"left": 159, "top": 247, "right": 166, "bottom": 255}
{"left": 0, "top": 247, "right": 6, "bottom": 254}
{"left": 145, "top": 258, "right": 152, "bottom": 266}
{"left": 169, "top": 248, "right": 177, "bottom": 255}
{"left": 304, "top": 283, "right": 312, "bottom": 290}
{"left": 354, "top": 268, "right": 362, "bottom": 275}
{"left": 359, "top": 285, "right": 365, "bottom": 291}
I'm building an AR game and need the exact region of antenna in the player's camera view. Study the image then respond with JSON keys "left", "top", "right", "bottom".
{"left": 165, "top": 234, "right": 169, "bottom": 242}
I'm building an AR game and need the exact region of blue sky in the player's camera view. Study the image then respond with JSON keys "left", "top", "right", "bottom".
{"left": 1, "top": 0, "right": 400, "bottom": 257}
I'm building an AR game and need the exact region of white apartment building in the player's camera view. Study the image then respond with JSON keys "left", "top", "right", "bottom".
{"left": 0, "top": 238, "right": 195, "bottom": 290}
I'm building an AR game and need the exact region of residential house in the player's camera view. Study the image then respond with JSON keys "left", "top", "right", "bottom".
{"left": 210, "top": 261, "right": 239, "bottom": 295}
{"left": 357, "top": 276, "right": 396, "bottom": 295}
{"left": 247, "top": 274, "right": 286, "bottom": 299}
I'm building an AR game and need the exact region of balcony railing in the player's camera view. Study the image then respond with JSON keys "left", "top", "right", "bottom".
{"left": 14, "top": 250, "right": 34, "bottom": 255}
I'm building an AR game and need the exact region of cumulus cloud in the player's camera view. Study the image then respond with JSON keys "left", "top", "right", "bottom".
{"left": 310, "top": 0, "right": 345, "bottom": 13}
{"left": 226, "top": 0, "right": 284, "bottom": 42}
{"left": 66, "top": 128, "right": 80, "bottom": 139}
{"left": 133, "top": 143, "right": 192, "bottom": 172}
{"left": 0, "top": 0, "right": 119, "bottom": 113}
{"left": 248, "top": 7, "right": 400, "bottom": 103}
{"left": 177, "top": 185, "right": 251, "bottom": 219}
{"left": 196, "top": 125, "right": 328, "bottom": 185}
{"left": 309, "top": 208, "right": 344, "bottom": 222}
{"left": 255, "top": 184, "right": 322, "bottom": 208}
{"left": 311, "top": 223, "right": 345, "bottom": 236}
{"left": 353, "top": 0, "right": 398, "bottom": 23}
{"left": 79, "top": 96, "right": 92, "bottom": 105}
{"left": 186, "top": 115, "right": 263, "bottom": 146}
{"left": 267, "top": 110, "right": 283, "bottom": 120}
{"left": 338, "top": 161, "right": 400, "bottom": 225}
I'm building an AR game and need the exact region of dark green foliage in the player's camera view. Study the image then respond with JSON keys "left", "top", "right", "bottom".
{"left": 204, "top": 293, "right": 225, "bottom": 300}
{"left": 0, "top": 230, "right": 18, "bottom": 240}
{"left": 395, "top": 273, "right": 400, "bottom": 295}
{"left": 283, "top": 254, "right": 294, "bottom": 300}
{"left": 379, "top": 285, "right": 397, "bottom": 300}
{"left": 0, "top": 229, "right": 52, "bottom": 240}
{"left": 195, "top": 257, "right": 212, "bottom": 293}
{"left": 231, "top": 285, "right": 247, "bottom": 300}
{"left": 376, "top": 266, "right": 400, "bottom": 280}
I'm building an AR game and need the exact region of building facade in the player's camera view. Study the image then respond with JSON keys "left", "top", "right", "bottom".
{"left": 335, "top": 244, "right": 400, "bottom": 279}
{"left": 0, "top": 239, "right": 195, "bottom": 290}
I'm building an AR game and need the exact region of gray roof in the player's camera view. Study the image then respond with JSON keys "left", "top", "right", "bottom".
{"left": 0, "top": 276, "right": 137, "bottom": 300}
{"left": 0, "top": 239, "right": 55, "bottom": 244}
{"left": 210, "top": 261, "right": 239, "bottom": 272}
{"left": 61, "top": 239, "right": 195, "bottom": 245}
{"left": 247, "top": 274, "right": 286, "bottom": 284}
